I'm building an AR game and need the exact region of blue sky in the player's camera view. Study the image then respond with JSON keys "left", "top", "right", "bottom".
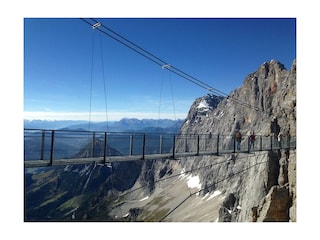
{"left": 24, "top": 18, "right": 296, "bottom": 121}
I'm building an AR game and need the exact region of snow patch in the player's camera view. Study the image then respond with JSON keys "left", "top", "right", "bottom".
{"left": 196, "top": 99, "right": 211, "bottom": 112}
{"left": 139, "top": 196, "right": 149, "bottom": 202}
{"left": 202, "top": 193, "right": 210, "bottom": 200}
{"left": 187, "top": 175, "right": 201, "bottom": 190}
{"left": 206, "top": 190, "right": 222, "bottom": 201}
{"left": 200, "top": 190, "right": 222, "bottom": 201}
{"left": 179, "top": 170, "right": 202, "bottom": 191}
{"left": 197, "top": 100, "right": 209, "bottom": 109}
{"left": 179, "top": 168, "right": 187, "bottom": 179}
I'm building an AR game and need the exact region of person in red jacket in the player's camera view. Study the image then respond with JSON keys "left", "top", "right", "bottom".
{"left": 249, "top": 132, "right": 256, "bottom": 150}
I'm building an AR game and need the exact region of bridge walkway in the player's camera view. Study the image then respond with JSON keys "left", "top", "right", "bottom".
{"left": 24, "top": 129, "right": 296, "bottom": 168}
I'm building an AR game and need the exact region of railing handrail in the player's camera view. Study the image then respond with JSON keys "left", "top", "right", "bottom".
{"left": 24, "top": 128, "right": 296, "bottom": 168}
{"left": 24, "top": 128, "right": 296, "bottom": 138}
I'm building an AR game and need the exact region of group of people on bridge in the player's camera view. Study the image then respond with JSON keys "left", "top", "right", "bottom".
{"left": 235, "top": 131, "right": 256, "bottom": 151}
{"left": 235, "top": 130, "right": 286, "bottom": 151}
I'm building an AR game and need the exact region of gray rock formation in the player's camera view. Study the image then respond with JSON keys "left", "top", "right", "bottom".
{"left": 48, "top": 59, "right": 294, "bottom": 222}
{"left": 127, "top": 59, "right": 296, "bottom": 222}
{"left": 175, "top": 59, "right": 296, "bottom": 222}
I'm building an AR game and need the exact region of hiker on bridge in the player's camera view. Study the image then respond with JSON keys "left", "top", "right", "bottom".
{"left": 236, "top": 131, "right": 242, "bottom": 151}
{"left": 249, "top": 132, "right": 256, "bottom": 150}
{"left": 277, "top": 132, "right": 282, "bottom": 149}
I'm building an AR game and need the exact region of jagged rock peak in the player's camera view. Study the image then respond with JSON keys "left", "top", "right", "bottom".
{"left": 196, "top": 94, "right": 224, "bottom": 110}
{"left": 181, "top": 94, "right": 224, "bottom": 132}
{"left": 261, "top": 59, "right": 286, "bottom": 70}
{"left": 246, "top": 59, "right": 287, "bottom": 82}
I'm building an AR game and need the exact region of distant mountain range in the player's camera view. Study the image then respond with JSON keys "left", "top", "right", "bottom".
{"left": 24, "top": 118, "right": 183, "bottom": 133}
{"left": 24, "top": 118, "right": 183, "bottom": 162}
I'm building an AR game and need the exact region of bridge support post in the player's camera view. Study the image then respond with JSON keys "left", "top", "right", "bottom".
{"left": 40, "top": 130, "right": 45, "bottom": 160}
{"left": 92, "top": 132, "right": 96, "bottom": 157}
{"left": 142, "top": 134, "right": 146, "bottom": 160}
{"left": 185, "top": 136, "right": 188, "bottom": 153}
{"left": 216, "top": 134, "right": 220, "bottom": 156}
{"left": 104, "top": 132, "right": 107, "bottom": 164}
{"left": 159, "top": 134, "right": 163, "bottom": 154}
{"left": 130, "top": 134, "right": 133, "bottom": 155}
{"left": 172, "top": 135, "right": 176, "bottom": 159}
{"left": 197, "top": 135, "right": 200, "bottom": 156}
{"left": 49, "top": 130, "right": 55, "bottom": 166}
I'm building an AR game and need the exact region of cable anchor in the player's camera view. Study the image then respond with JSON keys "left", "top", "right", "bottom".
{"left": 162, "top": 64, "right": 170, "bottom": 69}
{"left": 92, "top": 22, "right": 101, "bottom": 29}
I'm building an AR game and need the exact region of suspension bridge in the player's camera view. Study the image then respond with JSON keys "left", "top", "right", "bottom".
{"left": 24, "top": 19, "right": 297, "bottom": 223}
{"left": 24, "top": 19, "right": 296, "bottom": 168}
{"left": 24, "top": 128, "right": 296, "bottom": 168}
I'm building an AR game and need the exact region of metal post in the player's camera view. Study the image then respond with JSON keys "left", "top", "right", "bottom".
{"left": 92, "top": 132, "right": 96, "bottom": 157}
{"left": 159, "top": 134, "right": 163, "bottom": 154}
{"left": 40, "top": 130, "right": 45, "bottom": 160}
{"left": 216, "top": 134, "right": 220, "bottom": 156}
{"left": 142, "top": 134, "right": 146, "bottom": 160}
{"left": 130, "top": 134, "right": 133, "bottom": 155}
{"left": 248, "top": 136, "right": 250, "bottom": 153}
{"left": 49, "top": 130, "right": 55, "bottom": 166}
{"left": 260, "top": 135, "right": 262, "bottom": 151}
{"left": 103, "top": 132, "right": 107, "bottom": 164}
{"left": 185, "top": 136, "right": 188, "bottom": 152}
{"left": 270, "top": 135, "right": 273, "bottom": 151}
{"left": 172, "top": 135, "right": 176, "bottom": 159}
{"left": 233, "top": 135, "right": 236, "bottom": 153}
{"left": 197, "top": 135, "right": 200, "bottom": 155}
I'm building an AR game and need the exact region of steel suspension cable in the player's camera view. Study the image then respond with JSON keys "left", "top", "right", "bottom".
{"left": 87, "top": 28, "right": 95, "bottom": 158}
{"left": 157, "top": 68, "right": 164, "bottom": 127}
{"left": 80, "top": 18, "right": 266, "bottom": 114}
{"left": 98, "top": 30, "right": 109, "bottom": 131}
{"left": 88, "top": 18, "right": 219, "bottom": 94}
{"left": 169, "top": 71, "right": 177, "bottom": 121}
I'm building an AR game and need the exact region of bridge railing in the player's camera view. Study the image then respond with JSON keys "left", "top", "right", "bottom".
{"left": 24, "top": 128, "right": 296, "bottom": 167}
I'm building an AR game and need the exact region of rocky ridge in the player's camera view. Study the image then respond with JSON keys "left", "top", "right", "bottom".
{"left": 117, "top": 59, "right": 296, "bottom": 222}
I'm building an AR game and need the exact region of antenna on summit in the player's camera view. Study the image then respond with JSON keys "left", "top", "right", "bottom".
{"left": 92, "top": 22, "right": 101, "bottom": 29}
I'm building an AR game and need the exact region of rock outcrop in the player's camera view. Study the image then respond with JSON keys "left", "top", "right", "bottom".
{"left": 131, "top": 59, "right": 296, "bottom": 222}
{"left": 176, "top": 59, "right": 296, "bottom": 222}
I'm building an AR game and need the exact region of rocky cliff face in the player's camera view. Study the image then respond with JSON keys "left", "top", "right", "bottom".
{"left": 179, "top": 59, "right": 296, "bottom": 221}
{"left": 180, "top": 59, "right": 296, "bottom": 137}
{"left": 119, "top": 59, "right": 296, "bottom": 222}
